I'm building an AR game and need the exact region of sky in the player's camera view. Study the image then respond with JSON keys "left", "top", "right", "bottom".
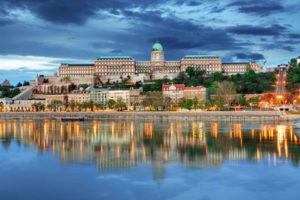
{"left": 0, "top": 0, "right": 300, "bottom": 84}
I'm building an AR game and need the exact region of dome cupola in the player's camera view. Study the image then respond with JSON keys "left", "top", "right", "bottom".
{"left": 152, "top": 41, "right": 163, "bottom": 51}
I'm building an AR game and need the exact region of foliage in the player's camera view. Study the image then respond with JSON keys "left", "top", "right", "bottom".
{"left": 0, "top": 87, "right": 20, "bottom": 98}
{"left": 32, "top": 102, "right": 45, "bottom": 111}
{"left": 115, "top": 97, "right": 126, "bottom": 110}
{"left": 78, "top": 83, "right": 89, "bottom": 90}
{"left": 16, "top": 82, "right": 22, "bottom": 87}
{"left": 287, "top": 60, "right": 300, "bottom": 93}
{"left": 61, "top": 76, "right": 71, "bottom": 83}
{"left": 231, "top": 70, "right": 275, "bottom": 94}
{"left": 107, "top": 99, "right": 116, "bottom": 109}
{"left": 184, "top": 99, "right": 193, "bottom": 110}
{"left": 23, "top": 81, "right": 30, "bottom": 86}
{"left": 214, "top": 81, "right": 236, "bottom": 108}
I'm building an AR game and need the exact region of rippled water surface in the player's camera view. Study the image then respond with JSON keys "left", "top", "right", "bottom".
{"left": 1, "top": 119, "right": 300, "bottom": 200}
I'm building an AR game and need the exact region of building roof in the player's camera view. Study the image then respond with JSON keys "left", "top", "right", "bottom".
{"left": 1, "top": 80, "right": 11, "bottom": 87}
{"left": 163, "top": 84, "right": 206, "bottom": 91}
{"left": 184, "top": 86, "right": 206, "bottom": 90}
{"left": 183, "top": 55, "right": 219, "bottom": 59}
{"left": 152, "top": 41, "right": 163, "bottom": 51}
{"left": 92, "top": 88, "right": 109, "bottom": 92}
{"left": 222, "top": 62, "right": 250, "bottom": 65}
{"left": 97, "top": 56, "right": 133, "bottom": 60}
{"left": 162, "top": 84, "right": 184, "bottom": 90}
{"left": 61, "top": 63, "right": 94, "bottom": 66}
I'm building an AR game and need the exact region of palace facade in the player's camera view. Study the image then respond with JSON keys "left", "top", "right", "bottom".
{"left": 59, "top": 42, "right": 261, "bottom": 80}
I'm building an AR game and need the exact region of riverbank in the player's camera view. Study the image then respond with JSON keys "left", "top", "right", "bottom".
{"left": 0, "top": 111, "right": 297, "bottom": 122}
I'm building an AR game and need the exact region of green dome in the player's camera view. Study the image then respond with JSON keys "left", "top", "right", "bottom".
{"left": 152, "top": 41, "right": 163, "bottom": 51}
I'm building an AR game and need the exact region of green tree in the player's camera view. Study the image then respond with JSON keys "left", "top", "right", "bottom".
{"left": 108, "top": 99, "right": 116, "bottom": 109}
{"left": 115, "top": 97, "right": 126, "bottom": 110}
{"left": 178, "top": 101, "right": 185, "bottom": 110}
{"left": 184, "top": 99, "right": 193, "bottom": 110}
{"left": 192, "top": 97, "right": 198, "bottom": 110}
{"left": 188, "top": 77, "right": 199, "bottom": 86}
{"left": 69, "top": 100, "right": 76, "bottom": 111}
{"left": 185, "top": 67, "right": 195, "bottom": 77}
{"left": 213, "top": 72, "right": 224, "bottom": 82}
{"left": 9, "top": 88, "right": 20, "bottom": 98}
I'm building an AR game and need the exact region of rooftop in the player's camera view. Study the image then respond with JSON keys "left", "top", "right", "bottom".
{"left": 222, "top": 62, "right": 250, "bottom": 65}
{"left": 152, "top": 41, "right": 163, "bottom": 51}
{"left": 61, "top": 64, "right": 94, "bottom": 67}
{"left": 92, "top": 88, "right": 109, "bottom": 92}
{"left": 97, "top": 56, "right": 133, "bottom": 60}
{"left": 183, "top": 55, "right": 219, "bottom": 59}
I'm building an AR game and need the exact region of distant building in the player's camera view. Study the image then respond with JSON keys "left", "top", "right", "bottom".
{"left": 58, "top": 42, "right": 262, "bottom": 82}
{"left": 162, "top": 84, "right": 207, "bottom": 104}
{"left": 222, "top": 62, "right": 261, "bottom": 75}
{"left": 1, "top": 80, "right": 11, "bottom": 88}
{"left": 297, "top": 56, "right": 300, "bottom": 66}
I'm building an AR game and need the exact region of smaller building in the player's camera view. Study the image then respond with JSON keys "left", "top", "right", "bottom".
{"left": 90, "top": 88, "right": 109, "bottom": 105}
{"left": 1, "top": 80, "right": 11, "bottom": 88}
{"left": 68, "top": 92, "right": 90, "bottom": 103}
{"left": 162, "top": 84, "right": 207, "bottom": 104}
{"left": 297, "top": 56, "right": 300, "bottom": 66}
{"left": 45, "top": 95, "right": 68, "bottom": 105}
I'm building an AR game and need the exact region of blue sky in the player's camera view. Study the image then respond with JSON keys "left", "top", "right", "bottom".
{"left": 0, "top": 0, "right": 300, "bottom": 84}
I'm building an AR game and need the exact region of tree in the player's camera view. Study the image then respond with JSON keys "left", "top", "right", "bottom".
{"left": 33, "top": 102, "right": 45, "bottom": 111}
{"left": 185, "top": 67, "right": 195, "bottom": 77}
{"left": 51, "top": 100, "right": 63, "bottom": 111}
{"left": 237, "top": 95, "right": 248, "bottom": 106}
{"left": 9, "top": 88, "right": 20, "bottom": 98}
{"left": 174, "top": 72, "right": 189, "bottom": 85}
{"left": 69, "top": 100, "right": 76, "bottom": 111}
{"left": 214, "top": 81, "right": 236, "bottom": 109}
{"left": 178, "top": 101, "right": 185, "bottom": 110}
{"left": 108, "top": 99, "right": 116, "bottom": 109}
{"left": 61, "top": 76, "right": 71, "bottom": 83}
{"left": 115, "top": 97, "right": 126, "bottom": 111}
{"left": 213, "top": 72, "right": 224, "bottom": 82}
{"left": 184, "top": 99, "right": 193, "bottom": 110}
{"left": 188, "top": 77, "right": 199, "bottom": 86}
{"left": 16, "top": 82, "right": 22, "bottom": 87}
{"left": 23, "top": 81, "right": 30, "bottom": 86}
{"left": 192, "top": 97, "right": 198, "bottom": 110}
{"left": 153, "top": 102, "right": 159, "bottom": 111}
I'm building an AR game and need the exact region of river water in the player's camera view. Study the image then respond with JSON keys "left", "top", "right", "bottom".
{"left": 0, "top": 119, "right": 300, "bottom": 200}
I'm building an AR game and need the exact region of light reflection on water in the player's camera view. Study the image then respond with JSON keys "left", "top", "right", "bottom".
{"left": 1, "top": 119, "right": 300, "bottom": 199}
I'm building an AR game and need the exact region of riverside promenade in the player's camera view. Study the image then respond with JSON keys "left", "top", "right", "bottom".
{"left": 0, "top": 111, "right": 296, "bottom": 122}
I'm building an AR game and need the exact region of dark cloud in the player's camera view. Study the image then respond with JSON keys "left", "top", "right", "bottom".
{"left": 109, "top": 49, "right": 123, "bottom": 54}
{"left": 227, "top": 24, "right": 287, "bottom": 36}
{"left": 227, "top": 1, "right": 284, "bottom": 16}
{"left": 0, "top": 18, "right": 11, "bottom": 25}
{"left": 235, "top": 53, "right": 265, "bottom": 60}
{"left": 187, "top": 1, "right": 202, "bottom": 6}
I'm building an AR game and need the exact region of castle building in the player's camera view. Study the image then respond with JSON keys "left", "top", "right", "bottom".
{"left": 59, "top": 42, "right": 261, "bottom": 81}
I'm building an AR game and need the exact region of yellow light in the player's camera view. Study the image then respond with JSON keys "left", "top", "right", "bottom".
{"left": 276, "top": 95, "right": 283, "bottom": 99}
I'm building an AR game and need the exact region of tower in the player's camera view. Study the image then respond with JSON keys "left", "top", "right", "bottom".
{"left": 151, "top": 41, "right": 164, "bottom": 72}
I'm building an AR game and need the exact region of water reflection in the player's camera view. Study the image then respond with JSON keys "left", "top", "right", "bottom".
{"left": 1, "top": 119, "right": 300, "bottom": 181}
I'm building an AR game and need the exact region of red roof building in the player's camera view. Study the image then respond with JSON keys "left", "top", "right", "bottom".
{"left": 162, "top": 84, "right": 207, "bottom": 104}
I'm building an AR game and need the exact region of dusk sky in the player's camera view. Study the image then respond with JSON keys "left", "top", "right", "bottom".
{"left": 0, "top": 0, "right": 300, "bottom": 84}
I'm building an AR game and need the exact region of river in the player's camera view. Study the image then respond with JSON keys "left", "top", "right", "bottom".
{"left": 0, "top": 119, "right": 300, "bottom": 200}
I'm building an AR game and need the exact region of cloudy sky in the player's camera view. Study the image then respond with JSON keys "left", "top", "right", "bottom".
{"left": 0, "top": 0, "right": 300, "bottom": 84}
